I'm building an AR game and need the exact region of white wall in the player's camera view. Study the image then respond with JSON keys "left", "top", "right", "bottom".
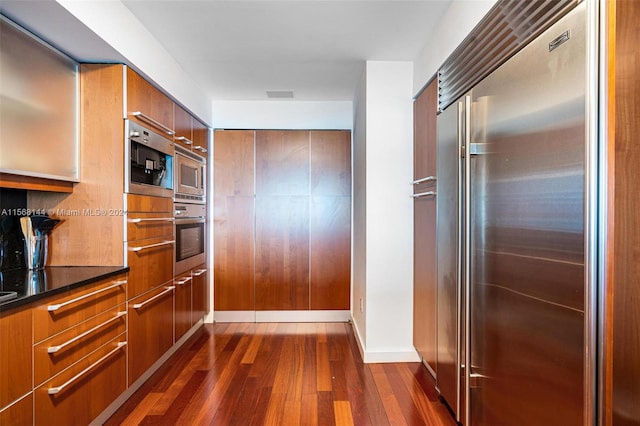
{"left": 413, "top": 0, "right": 498, "bottom": 95}
{"left": 56, "top": 0, "right": 212, "bottom": 123}
{"left": 211, "top": 100, "right": 353, "bottom": 130}
{"left": 351, "top": 68, "right": 367, "bottom": 350}
{"left": 352, "top": 61, "right": 418, "bottom": 363}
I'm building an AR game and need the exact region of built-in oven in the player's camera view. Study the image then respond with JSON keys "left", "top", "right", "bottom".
{"left": 125, "top": 120, "right": 173, "bottom": 198}
{"left": 174, "top": 202, "right": 206, "bottom": 275}
{"left": 174, "top": 145, "right": 206, "bottom": 204}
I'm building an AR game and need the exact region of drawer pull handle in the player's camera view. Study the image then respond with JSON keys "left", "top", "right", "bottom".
{"left": 412, "top": 191, "right": 437, "bottom": 199}
{"left": 193, "top": 145, "right": 208, "bottom": 153}
{"left": 128, "top": 217, "right": 175, "bottom": 224}
{"left": 193, "top": 269, "right": 207, "bottom": 276}
{"left": 48, "top": 341, "right": 127, "bottom": 395}
{"left": 175, "top": 277, "right": 192, "bottom": 285}
{"left": 411, "top": 176, "right": 436, "bottom": 185}
{"left": 175, "top": 136, "right": 193, "bottom": 145}
{"left": 47, "top": 281, "right": 126, "bottom": 312}
{"left": 47, "top": 312, "right": 127, "bottom": 354}
{"left": 131, "top": 111, "right": 175, "bottom": 135}
{"left": 132, "top": 286, "right": 175, "bottom": 309}
{"left": 129, "top": 240, "right": 175, "bottom": 252}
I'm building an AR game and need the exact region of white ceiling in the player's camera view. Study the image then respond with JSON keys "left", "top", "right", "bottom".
{"left": 120, "top": 0, "right": 452, "bottom": 101}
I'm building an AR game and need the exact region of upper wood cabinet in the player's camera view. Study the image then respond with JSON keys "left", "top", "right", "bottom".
{"left": 414, "top": 79, "right": 438, "bottom": 182}
{"left": 310, "top": 130, "right": 351, "bottom": 196}
{"left": 174, "top": 104, "right": 194, "bottom": 150}
{"left": 192, "top": 119, "right": 209, "bottom": 158}
{"left": 256, "top": 130, "right": 310, "bottom": 196}
{"left": 126, "top": 67, "right": 174, "bottom": 137}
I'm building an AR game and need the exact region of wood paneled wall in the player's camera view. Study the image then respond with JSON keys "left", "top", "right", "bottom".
{"left": 607, "top": 0, "right": 640, "bottom": 424}
{"left": 214, "top": 129, "right": 351, "bottom": 312}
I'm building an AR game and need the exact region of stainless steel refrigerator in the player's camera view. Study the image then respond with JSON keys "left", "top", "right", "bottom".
{"left": 436, "top": 3, "right": 592, "bottom": 425}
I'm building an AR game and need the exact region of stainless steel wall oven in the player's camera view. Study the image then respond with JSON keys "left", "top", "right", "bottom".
{"left": 174, "top": 203, "right": 206, "bottom": 275}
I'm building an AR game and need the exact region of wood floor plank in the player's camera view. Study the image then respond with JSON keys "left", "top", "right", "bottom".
{"left": 301, "top": 393, "right": 319, "bottom": 426}
{"left": 316, "top": 341, "right": 333, "bottom": 391}
{"left": 106, "top": 323, "right": 457, "bottom": 426}
{"left": 334, "top": 400, "right": 355, "bottom": 426}
{"left": 370, "top": 363, "right": 407, "bottom": 426}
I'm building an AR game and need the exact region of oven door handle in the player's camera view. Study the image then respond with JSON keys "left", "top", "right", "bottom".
{"left": 128, "top": 217, "right": 175, "bottom": 224}
{"left": 174, "top": 218, "right": 206, "bottom": 225}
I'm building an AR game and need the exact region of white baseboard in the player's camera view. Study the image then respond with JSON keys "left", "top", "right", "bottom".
{"left": 349, "top": 314, "right": 420, "bottom": 363}
{"left": 214, "top": 310, "right": 256, "bottom": 322}
{"left": 255, "top": 310, "right": 350, "bottom": 323}
{"left": 214, "top": 310, "right": 350, "bottom": 323}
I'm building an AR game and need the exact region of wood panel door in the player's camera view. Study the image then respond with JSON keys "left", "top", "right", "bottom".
{"left": 255, "top": 196, "right": 309, "bottom": 310}
{"left": 310, "top": 197, "right": 351, "bottom": 310}
{"left": 310, "top": 130, "right": 351, "bottom": 196}
{"left": 256, "top": 130, "right": 309, "bottom": 196}
{"left": 413, "top": 76, "right": 438, "bottom": 376}
{"left": 309, "top": 130, "right": 351, "bottom": 310}
{"left": 192, "top": 119, "right": 209, "bottom": 158}
{"left": 414, "top": 78, "right": 438, "bottom": 183}
{"left": 174, "top": 104, "right": 193, "bottom": 150}
{"left": 214, "top": 130, "right": 255, "bottom": 311}
{"left": 192, "top": 265, "right": 208, "bottom": 322}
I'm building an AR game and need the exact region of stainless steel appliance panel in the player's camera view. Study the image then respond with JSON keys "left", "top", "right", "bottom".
{"left": 174, "top": 203, "right": 206, "bottom": 275}
{"left": 467, "top": 4, "right": 586, "bottom": 425}
{"left": 174, "top": 146, "right": 206, "bottom": 204}
{"left": 436, "top": 97, "right": 464, "bottom": 420}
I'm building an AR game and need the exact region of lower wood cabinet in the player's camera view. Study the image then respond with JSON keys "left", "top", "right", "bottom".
{"left": 192, "top": 265, "right": 208, "bottom": 324}
{"left": 33, "top": 305, "right": 127, "bottom": 386}
{"left": 174, "top": 272, "right": 193, "bottom": 342}
{"left": 0, "top": 307, "right": 32, "bottom": 411}
{"left": 127, "top": 284, "right": 174, "bottom": 385}
{"left": 34, "top": 335, "right": 126, "bottom": 426}
{"left": 0, "top": 394, "right": 33, "bottom": 426}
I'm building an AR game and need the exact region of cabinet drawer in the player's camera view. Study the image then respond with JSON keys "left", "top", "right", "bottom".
{"left": 0, "top": 393, "right": 32, "bottom": 426}
{"left": 128, "top": 285, "right": 174, "bottom": 385}
{"left": 127, "top": 237, "right": 174, "bottom": 298}
{"left": 33, "top": 275, "right": 126, "bottom": 343}
{"left": 34, "top": 305, "right": 127, "bottom": 386}
{"left": 127, "top": 213, "right": 174, "bottom": 241}
{"left": 34, "top": 335, "right": 126, "bottom": 426}
{"left": 174, "top": 271, "right": 192, "bottom": 342}
{"left": 0, "top": 307, "right": 32, "bottom": 410}
{"left": 126, "top": 193, "right": 173, "bottom": 214}
{"left": 192, "top": 265, "right": 208, "bottom": 324}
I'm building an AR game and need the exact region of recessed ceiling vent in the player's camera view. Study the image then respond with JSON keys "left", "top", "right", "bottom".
{"left": 266, "top": 90, "right": 294, "bottom": 99}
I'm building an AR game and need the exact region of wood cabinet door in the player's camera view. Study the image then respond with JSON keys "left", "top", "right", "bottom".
{"left": 256, "top": 130, "right": 309, "bottom": 196}
{"left": 214, "top": 196, "right": 255, "bottom": 311}
{"left": 174, "top": 104, "right": 193, "bottom": 150}
{"left": 214, "top": 130, "right": 254, "bottom": 197}
{"left": 214, "top": 130, "right": 255, "bottom": 311}
{"left": 310, "top": 197, "right": 351, "bottom": 310}
{"left": 174, "top": 272, "right": 192, "bottom": 341}
{"left": 34, "top": 335, "right": 126, "bottom": 425}
{"left": 310, "top": 130, "right": 351, "bottom": 196}
{"left": 414, "top": 78, "right": 438, "bottom": 184}
{"left": 126, "top": 67, "right": 174, "bottom": 135}
{"left": 413, "top": 194, "right": 438, "bottom": 375}
{"left": 0, "top": 307, "right": 32, "bottom": 410}
{"left": 0, "top": 393, "right": 32, "bottom": 426}
{"left": 127, "top": 236, "right": 174, "bottom": 299}
{"left": 192, "top": 118, "right": 209, "bottom": 158}
{"left": 191, "top": 265, "right": 208, "bottom": 323}
{"left": 127, "top": 285, "right": 174, "bottom": 385}
{"left": 255, "top": 196, "right": 309, "bottom": 310}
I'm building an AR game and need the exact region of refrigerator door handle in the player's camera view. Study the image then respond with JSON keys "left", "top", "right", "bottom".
{"left": 463, "top": 94, "right": 472, "bottom": 426}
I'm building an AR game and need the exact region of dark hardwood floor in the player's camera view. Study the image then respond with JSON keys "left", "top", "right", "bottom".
{"left": 105, "top": 323, "right": 456, "bottom": 425}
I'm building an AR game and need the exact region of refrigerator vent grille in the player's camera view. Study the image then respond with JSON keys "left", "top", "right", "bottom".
{"left": 437, "top": 0, "right": 580, "bottom": 112}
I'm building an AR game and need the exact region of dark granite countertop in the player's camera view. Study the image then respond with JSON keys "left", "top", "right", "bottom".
{"left": 0, "top": 266, "right": 129, "bottom": 313}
